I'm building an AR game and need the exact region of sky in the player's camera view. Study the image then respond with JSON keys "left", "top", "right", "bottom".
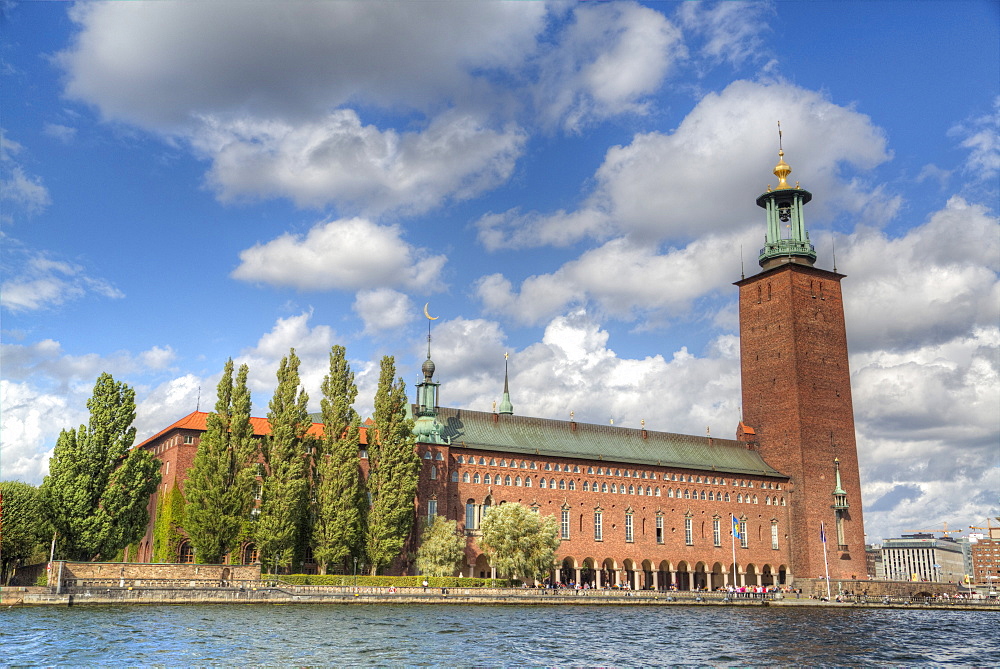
{"left": 1, "top": 0, "right": 997, "bottom": 544}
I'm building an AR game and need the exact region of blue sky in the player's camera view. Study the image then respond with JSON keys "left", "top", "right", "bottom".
{"left": 2, "top": 0, "right": 997, "bottom": 543}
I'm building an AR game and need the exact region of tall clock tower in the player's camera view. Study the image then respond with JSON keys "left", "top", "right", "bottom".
{"left": 736, "top": 148, "right": 866, "bottom": 582}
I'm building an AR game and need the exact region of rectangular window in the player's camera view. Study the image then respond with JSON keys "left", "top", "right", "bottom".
{"left": 594, "top": 511, "right": 603, "bottom": 542}
{"left": 713, "top": 518, "right": 721, "bottom": 547}
{"left": 465, "top": 502, "right": 476, "bottom": 531}
{"left": 656, "top": 516, "right": 664, "bottom": 544}
{"left": 772, "top": 523, "right": 779, "bottom": 550}
{"left": 561, "top": 509, "right": 570, "bottom": 540}
{"left": 685, "top": 517, "right": 693, "bottom": 545}
{"left": 428, "top": 499, "right": 438, "bottom": 524}
{"left": 183, "top": 435, "right": 193, "bottom": 444}
{"left": 625, "top": 514, "right": 634, "bottom": 543}
{"left": 740, "top": 520, "right": 749, "bottom": 548}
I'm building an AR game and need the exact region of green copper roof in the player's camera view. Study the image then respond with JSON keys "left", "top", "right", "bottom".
{"left": 431, "top": 407, "right": 786, "bottom": 478}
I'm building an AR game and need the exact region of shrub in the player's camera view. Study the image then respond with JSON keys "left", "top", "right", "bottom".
{"left": 278, "top": 574, "right": 516, "bottom": 588}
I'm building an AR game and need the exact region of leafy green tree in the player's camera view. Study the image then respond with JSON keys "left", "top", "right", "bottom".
{"left": 415, "top": 518, "right": 466, "bottom": 577}
{"left": 39, "top": 373, "right": 161, "bottom": 561}
{"left": 312, "top": 345, "right": 364, "bottom": 575}
{"left": 364, "top": 355, "right": 419, "bottom": 575}
{"left": 480, "top": 503, "right": 560, "bottom": 583}
{"left": 256, "top": 349, "right": 312, "bottom": 572}
{"left": 183, "top": 359, "right": 257, "bottom": 563}
{"left": 0, "top": 481, "right": 49, "bottom": 584}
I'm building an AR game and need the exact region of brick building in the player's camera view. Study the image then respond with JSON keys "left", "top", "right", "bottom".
{"left": 136, "top": 148, "right": 867, "bottom": 586}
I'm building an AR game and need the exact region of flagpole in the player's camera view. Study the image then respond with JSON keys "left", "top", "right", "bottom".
{"left": 821, "top": 521, "right": 832, "bottom": 600}
{"left": 731, "top": 514, "right": 738, "bottom": 589}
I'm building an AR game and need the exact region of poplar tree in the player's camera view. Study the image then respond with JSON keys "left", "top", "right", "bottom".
{"left": 183, "top": 359, "right": 257, "bottom": 564}
{"left": 312, "top": 345, "right": 364, "bottom": 575}
{"left": 364, "top": 355, "right": 419, "bottom": 575}
{"left": 39, "top": 373, "right": 161, "bottom": 561}
{"left": 480, "top": 503, "right": 560, "bottom": 583}
{"left": 256, "top": 349, "right": 311, "bottom": 573}
{"left": 1, "top": 481, "right": 48, "bottom": 584}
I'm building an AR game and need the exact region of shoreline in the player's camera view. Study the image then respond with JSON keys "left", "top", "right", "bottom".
{"left": 3, "top": 586, "right": 997, "bottom": 611}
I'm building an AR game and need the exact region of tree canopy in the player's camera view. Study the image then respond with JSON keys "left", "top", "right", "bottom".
{"left": 312, "top": 345, "right": 364, "bottom": 574}
{"left": 415, "top": 518, "right": 466, "bottom": 577}
{"left": 256, "top": 349, "right": 312, "bottom": 571}
{"left": 183, "top": 359, "right": 257, "bottom": 563}
{"left": 364, "top": 355, "right": 419, "bottom": 574}
{"left": 39, "top": 373, "right": 161, "bottom": 561}
{"left": 480, "top": 503, "right": 560, "bottom": 582}
{"left": 1, "top": 481, "right": 49, "bottom": 583}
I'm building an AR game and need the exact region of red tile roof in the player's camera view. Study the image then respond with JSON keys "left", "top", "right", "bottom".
{"left": 135, "top": 411, "right": 367, "bottom": 449}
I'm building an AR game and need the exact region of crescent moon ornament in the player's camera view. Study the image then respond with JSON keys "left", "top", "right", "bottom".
{"left": 423, "top": 303, "right": 439, "bottom": 320}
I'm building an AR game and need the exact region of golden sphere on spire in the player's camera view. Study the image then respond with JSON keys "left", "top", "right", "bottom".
{"left": 773, "top": 149, "right": 792, "bottom": 189}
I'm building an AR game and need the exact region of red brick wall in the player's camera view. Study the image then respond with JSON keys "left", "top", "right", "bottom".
{"left": 416, "top": 442, "right": 795, "bottom": 587}
{"left": 737, "top": 263, "right": 867, "bottom": 580}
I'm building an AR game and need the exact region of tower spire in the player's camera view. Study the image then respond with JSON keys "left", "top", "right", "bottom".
{"left": 413, "top": 304, "right": 447, "bottom": 444}
{"left": 756, "top": 125, "right": 816, "bottom": 270}
{"left": 498, "top": 352, "right": 513, "bottom": 415}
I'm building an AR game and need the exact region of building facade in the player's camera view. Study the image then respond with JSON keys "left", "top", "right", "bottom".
{"left": 880, "top": 534, "right": 966, "bottom": 583}
{"left": 136, "top": 149, "right": 868, "bottom": 586}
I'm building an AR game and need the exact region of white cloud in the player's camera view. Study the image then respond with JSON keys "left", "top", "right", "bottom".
{"left": 1, "top": 252, "right": 124, "bottom": 312}
{"left": 676, "top": 1, "right": 772, "bottom": 66}
{"left": 480, "top": 80, "right": 894, "bottom": 250}
{"left": 1, "top": 130, "right": 51, "bottom": 219}
{"left": 43, "top": 123, "right": 77, "bottom": 143}
{"left": 477, "top": 229, "right": 750, "bottom": 326}
{"left": 535, "top": 2, "right": 686, "bottom": 132}
{"left": 232, "top": 217, "right": 446, "bottom": 293}
{"left": 949, "top": 96, "right": 1000, "bottom": 184}
{"left": 354, "top": 289, "right": 414, "bottom": 335}
{"left": 197, "top": 110, "right": 525, "bottom": 214}
{"left": 840, "top": 197, "right": 1000, "bottom": 352}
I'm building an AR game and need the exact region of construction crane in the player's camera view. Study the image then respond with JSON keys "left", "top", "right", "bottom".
{"left": 903, "top": 521, "right": 965, "bottom": 536}
{"left": 969, "top": 517, "right": 1000, "bottom": 539}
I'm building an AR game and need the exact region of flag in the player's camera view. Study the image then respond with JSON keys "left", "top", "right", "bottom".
{"left": 732, "top": 515, "right": 740, "bottom": 538}
{"left": 820, "top": 521, "right": 827, "bottom": 544}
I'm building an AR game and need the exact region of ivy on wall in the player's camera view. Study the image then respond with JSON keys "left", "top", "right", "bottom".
{"left": 152, "top": 482, "right": 187, "bottom": 563}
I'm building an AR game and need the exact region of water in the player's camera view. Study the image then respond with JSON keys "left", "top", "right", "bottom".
{"left": 2, "top": 604, "right": 997, "bottom": 665}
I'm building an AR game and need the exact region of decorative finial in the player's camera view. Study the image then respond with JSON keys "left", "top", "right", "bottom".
{"left": 570, "top": 411, "right": 575, "bottom": 421}
{"left": 773, "top": 122, "right": 794, "bottom": 189}
{"left": 492, "top": 400, "right": 497, "bottom": 412}
{"left": 706, "top": 426, "right": 711, "bottom": 437}
{"left": 609, "top": 418, "right": 614, "bottom": 425}
{"left": 641, "top": 419, "right": 645, "bottom": 428}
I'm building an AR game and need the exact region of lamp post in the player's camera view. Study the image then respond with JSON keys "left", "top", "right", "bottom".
{"left": 353, "top": 557, "right": 358, "bottom": 588}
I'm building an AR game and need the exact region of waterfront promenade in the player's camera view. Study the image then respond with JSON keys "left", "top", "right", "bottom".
{"left": 4, "top": 582, "right": 996, "bottom": 611}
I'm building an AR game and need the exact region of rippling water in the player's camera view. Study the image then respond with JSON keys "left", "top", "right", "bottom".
{"left": 2, "top": 604, "right": 997, "bottom": 665}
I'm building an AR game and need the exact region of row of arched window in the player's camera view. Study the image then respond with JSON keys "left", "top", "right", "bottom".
{"left": 449, "top": 454, "right": 782, "bottom": 490}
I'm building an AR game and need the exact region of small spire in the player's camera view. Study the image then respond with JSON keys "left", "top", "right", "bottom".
{"left": 773, "top": 121, "right": 793, "bottom": 189}
{"left": 833, "top": 458, "right": 846, "bottom": 495}
{"left": 498, "top": 351, "right": 513, "bottom": 415}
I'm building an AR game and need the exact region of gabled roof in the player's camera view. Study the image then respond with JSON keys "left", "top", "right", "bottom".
{"left": 434, "top": 407, "right": 785, "bottom": 478}
{"left": 135, "top": 411, "right": 365, "bottom": 449}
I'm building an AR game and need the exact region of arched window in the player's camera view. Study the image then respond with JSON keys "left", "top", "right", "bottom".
{"left": 493, "top": 475, "right": 501, "bottom": 486}
{"left": 435, "top": 452, "right": 444, "bottom": 461}
{"left": 463, "top": 472, "right": 471, "bottom": 483}
{"left": 725, "top": 492, "right": 731, "bottom": 502}
{"left": 473, "top": 473, "right": 481, "bottom": 484}
{"left": 668, "top": 488, "right": 674, "bottom": 498}
{"left": 780, "top": 497, "right": 786, "bottom": 506}
{"left": 525, "top": 477, "right": 532, "bottom": 487}
{"left": 456, "top": 455, "right": 464, "bottom": 464}
{"left": 243, "top": 543, "right": 258, "bottom": 564}
{"left": 568, "top": 480, "right": 576, "bottom": 491}
{"left": 601, "top": 483, "right": 608, "bottom": 493}
{"left": 611, "top": 483, "right": 618, "bottom": 494}
{"left": 451, "top": 470, "right": 459, "bottom": 482}
{"left": 479, "top": 457, "right": 486, "bottom": 465}
{"left": 490, "top": 458, "right": 497, "bottom": 466}
{"left": 515, "top": 476, "right": 523, "bottom": 486}
{"left": 179, "top": 540, "right": 194, "bottom": 564}
{"left": 655, "top": 487, "right": 661, "bottom": 497}
{"left": 550, "top": 478, "right": 556, "bottom": 489}
{"left": 540, "top": 478, "right": 548, "bottom": 489}
{"left": 628, "top": 485, "right": 635, "bottom": 495}
{"left": 505, "top": 475, "right": 512, "bottom": 486}
{"left": 430, "top": 465, "right": 437, "bottom": 480}
{"left": 484, "top": 474, "right": 492, "bottom": 485}
{"left": 737, "top": 494, "right": 743, "bottom": 503}
{"left": 700, "top": 490, "right": 706, "bottom": 500}
{"left": 684, "top": 489, "right": 691, "bottom": 499}
{"left": 708, "top": 491, "right": 715, "bottom": 501}
{"left": 753, "top": 495, "right": 758, "bottom": 504}
{"left": 559, "top": 479, "right": 566, "bottom": 490}
{"left": 423, "top": 451, "right": 432, "bottom": 460}
{"left": 583, "top": 481, "right": 590, "bottom": 492}
{"left": 638, "top": 486, "right": 645, "bottom": 496}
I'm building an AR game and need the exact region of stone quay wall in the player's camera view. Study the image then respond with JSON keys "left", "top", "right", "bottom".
{"left": 51, "top": 561, "right": 261, "bottom": 587}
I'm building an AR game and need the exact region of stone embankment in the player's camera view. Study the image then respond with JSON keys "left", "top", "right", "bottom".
{"left": 4, "top": 584, "right": 997, "bottom": 611}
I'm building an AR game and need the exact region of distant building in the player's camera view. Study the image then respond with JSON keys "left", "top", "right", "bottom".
{"left": 970, "top": 537, "right": 1000, "bottom": 589}
{"left": 881, "top": 534, "right": 965, "bottom": 582}
{"left": 865, "top": 544, "right": 882, "bottom": 579}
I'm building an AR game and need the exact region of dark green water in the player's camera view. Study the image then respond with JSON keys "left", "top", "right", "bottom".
{"left": 2, "top": 604, "right": 997, "bottom": 665}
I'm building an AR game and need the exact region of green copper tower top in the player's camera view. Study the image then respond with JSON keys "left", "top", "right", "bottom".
{"left": 412, "top": 306, "right": 448, "bottom": 444}
{"left": 498, "top": 352, "right": 513, "bottom": 415}
{"left": 756, "top": 125, "right": 816, "bottom": 270}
